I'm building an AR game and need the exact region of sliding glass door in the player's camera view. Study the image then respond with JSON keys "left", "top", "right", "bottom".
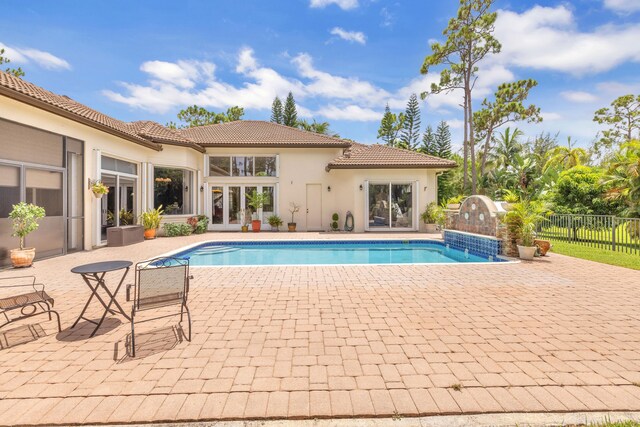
{"left": 367, "top": 182, "right": 415, "bottom": 230}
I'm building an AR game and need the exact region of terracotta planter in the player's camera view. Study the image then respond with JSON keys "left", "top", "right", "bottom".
{"left": 288, "top": 223, "right": 297, "bottom": 232}
{"left": 534, "top": 239, "right": 551, "bottom": 256}
{"left": 10, "top": 248, "right": 36, "bottom": 268}
{"left": 251, "top": 220, "right": 261, "bottom": 232}
{"left": 517, "top": 245, "right": 537, "bottom": 261}
{"left": 424, "top": 223, "right": 438, "bottom": 233}
{"left": 144, "top": 228, "right": 157, "bottom": 240}
{"left": 241, "top": 225, "right": 249, "bottom": 232}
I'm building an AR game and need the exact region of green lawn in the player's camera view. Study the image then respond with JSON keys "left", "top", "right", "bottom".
{"left": 550, "top": 240, "right": 640, "bottom": 270}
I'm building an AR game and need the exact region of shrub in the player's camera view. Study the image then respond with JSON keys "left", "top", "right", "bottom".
{"left": 186, "top": 215, "right": 209, "bottom": 234}
{"left": 549, "top": 166, "right": 622, "bottom": 215}
{"left": 163, "top": 222, "right": 193, "bottom": 237}
{"left": 267, "top": 215, "right": 283, "bottom": 228}
{"left": 420, "top": 202, "right": 445, "bottom": 225}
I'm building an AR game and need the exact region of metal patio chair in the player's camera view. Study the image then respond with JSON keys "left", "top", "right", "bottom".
{"left": 126, "top": 257, "right": 192, "bottom": 357}
{"left": 0, "top": 276, "right": 61, "bottom": 332}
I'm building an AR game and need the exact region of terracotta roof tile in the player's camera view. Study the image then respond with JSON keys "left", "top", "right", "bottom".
{"left": 126, "top": 121, "right": 205, "bottom": 152}
{"left": 328, "top": 143, "right": 457, "bottom": 169}
{"left": 178, "top": 120, "right": 351, "bottom": 147}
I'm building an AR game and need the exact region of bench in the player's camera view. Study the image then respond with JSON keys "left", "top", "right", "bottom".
{"left": 0, "top": 276, "right": 61, "bottom": 332}
{"left": 107, "top": 225, "right": 144, "bottom": 247}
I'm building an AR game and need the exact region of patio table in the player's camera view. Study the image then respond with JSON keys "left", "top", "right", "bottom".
{"left": 71, "top": 260, "right": 132, "bottom": 337}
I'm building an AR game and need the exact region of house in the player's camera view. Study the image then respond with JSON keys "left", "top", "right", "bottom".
{"left": 0, "top": 71, "right": 456, "bottom": 265}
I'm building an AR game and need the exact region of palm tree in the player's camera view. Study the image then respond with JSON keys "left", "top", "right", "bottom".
{"left": 544, "top": 137, "right": 588, "bottom": 171}
{"left": 491, "top": 127, "right": 523, "bottom": 170}
{"left": 296, "top": 119, "right": 339, "bottom": 137}
{"left": 603, "top": 140, "right": 640, "bottom": 218}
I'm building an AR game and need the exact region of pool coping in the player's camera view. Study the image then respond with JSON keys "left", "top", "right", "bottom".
{"left": 153, "top": 238, "right": 518, "bottom": 267}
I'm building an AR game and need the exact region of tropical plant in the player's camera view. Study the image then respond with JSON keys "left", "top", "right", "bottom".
{"left": 187, "top": 215, "right": 209, "bottom": 234}
{"left": 246, "top": 190, "right": 268, "bottom": 215}
{"left": 139, "top": 205, "right": 164, "bottom": 230}
{"left": 504, "top": 200, "right": 549, "bottom": 247}
{"left": 267, "top": 215, "right": 283, "bottom": 229}
{"left": 9, "top": 202, "right": 46, "bottom": 250}
{"left": 550, "top": 166, "right": 620, "bottom": 215}
{"left": 297, "top": 119, "right": 338, "bottom": 137}
{"left": 603, "top": 140, "right": 640, "bottom": 217}
{"left": 420, "top": 202, "right": 445, "bottom": 225}
{"left": 544, "top": 137, "right": 588, "bottom": 171}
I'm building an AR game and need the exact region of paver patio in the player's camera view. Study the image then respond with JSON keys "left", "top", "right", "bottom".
{"left": 1, "top": 232, "right": 640, "bottom": 425}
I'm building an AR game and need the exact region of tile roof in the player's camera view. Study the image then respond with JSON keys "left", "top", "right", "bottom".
{"left": 126, "top": 121, "right": 205, "bottom": 152}
{"left": 327, "top": 142, "right": 457, "bottom": 169}
{"left": 0, "top": 72, "right": 456, "bottom": 169}
{"left": 178, "top": 120, "right": 351, "bottom": 148}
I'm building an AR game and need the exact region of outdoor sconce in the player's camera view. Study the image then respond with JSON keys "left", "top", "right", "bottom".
{"left": 200, "top": 185, "right": 204, "bottom": 192}
{"left": 359, "top": 184, "right": 363, "bottom": 191}
{"left": 327, "top": 186, "right": 331, "bottom": 192}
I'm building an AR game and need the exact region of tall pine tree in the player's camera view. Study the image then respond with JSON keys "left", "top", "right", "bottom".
{"left": 377, "top": 104, "right": 404, "bottom": 146}
{"left": 418, "top": 125, "right": 437, "bottom": 155}
{"left": 399, "top": 94, "right": 421, "bottom": 150}
{"left": 271, "top": 97, "right": 284, "bottom": 124}
{"left": 434, "top": 120, "right": 454, "bottom": 204}
{"left": 283, "top": 92, "right": 298, "bottom": 127}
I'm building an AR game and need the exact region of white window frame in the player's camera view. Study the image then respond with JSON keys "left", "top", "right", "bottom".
{"left": 207, "top": 183, "right": 278, "bottom": 230}
{"left": 207, "top": 154, "right": 279, "bottom": 178}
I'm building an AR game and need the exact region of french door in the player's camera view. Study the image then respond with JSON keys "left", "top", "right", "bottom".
{"left": 100, "top": 173, "right": 137, "bottom": 241}
{"left": 209, "top": 184, "right": 276, "bottom": 230}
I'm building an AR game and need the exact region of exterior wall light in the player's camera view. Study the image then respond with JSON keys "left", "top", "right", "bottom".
{"left": 327, "top": 186, "right": 331, "bottom": 192}
{"left": 359, "top": 184, "right": 363, "bottom": 191}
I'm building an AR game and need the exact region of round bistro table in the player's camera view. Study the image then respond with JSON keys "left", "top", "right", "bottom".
{"left": 71, "top": 260, "right": 132, "bottom": 337}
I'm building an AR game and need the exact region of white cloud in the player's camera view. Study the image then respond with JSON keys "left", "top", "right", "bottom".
{"left": 603, "top": 0, "right": 640, "bottom": 14}
{"left": 560, "top": 91, "right": 598, "bottom": 103}
{"left": 380, "top": 7, "right": 395, "bottom": 28}
{"left": 541, "top": 112, "right": 563, "bottom": 121}
{"left": 315, "top": 104, "right": 380, "bottom": 121}
{"left": 309, "top": 0, "right": 358, "bottom": 10}
{"left": 493, "top": 5, "right": 640, "bottom": 75}
{"left": 0, "top": 42, "right": 71, "bottom": 70}
{"left": 330, "top": 27, "right": 366, "bottom": 45}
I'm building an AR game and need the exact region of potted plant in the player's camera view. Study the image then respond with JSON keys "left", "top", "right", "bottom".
{"left": 446, "top": 195, "right": 465, "bottom": 210}
{"left": 90, "top": 180, "right": 109, "bottom": 199}
{"left": 268, "top": 214, "right": 283, "bottom": 231}
{"left": 139, "top": 205, "right": 164, "bottom": 239}
{"left": 288, "top": 202, "right": 301, "bottom": 232}
{"left": 246, "top": 190, "right": 268, "bottom": 232}
{"left": 241, "top": 209, "right": 250, "bottom": 232}
{"left": 420, "top": 202, "right": 444, "bottom": 233}
{"left": 504, "top": 200, "right": 548, "bottom": 260}
{"left": 9, "top": 202, "right": 46, "bottom": 268}
{"left": 330, "top": 213, "right": 339, "bottom": 231}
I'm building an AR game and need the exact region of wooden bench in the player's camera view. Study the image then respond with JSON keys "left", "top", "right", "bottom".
{"left": 107, "top": 225, "right": 144, "bottom": 247}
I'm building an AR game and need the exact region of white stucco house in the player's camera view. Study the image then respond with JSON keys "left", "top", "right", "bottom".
{"left": 0, "top": 71, "right": 456, "bottom": 265}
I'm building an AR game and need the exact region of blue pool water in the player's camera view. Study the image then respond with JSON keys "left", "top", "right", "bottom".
{"left": 170, "top": 240, "right": 500, "bottom": 266}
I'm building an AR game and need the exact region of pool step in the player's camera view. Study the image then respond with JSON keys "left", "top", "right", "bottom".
{"left": 192, "top": 246, "right": 239, "bottom": 255}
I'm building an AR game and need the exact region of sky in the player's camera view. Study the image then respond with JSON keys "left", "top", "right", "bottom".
{"left": 2, "top": 0, "right": 640, "bottom": 150}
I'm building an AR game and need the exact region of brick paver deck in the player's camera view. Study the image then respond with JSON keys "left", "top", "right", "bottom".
{"left": 0, "top": 232, "right": 639, "bottom": 425}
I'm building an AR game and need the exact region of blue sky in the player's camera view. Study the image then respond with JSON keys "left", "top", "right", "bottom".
{"left": 2, "top": 0, "right": 640, "bottom": 149}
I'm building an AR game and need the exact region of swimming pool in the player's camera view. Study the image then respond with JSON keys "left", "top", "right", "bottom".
{"left": 168, "top": 240, "right": 504, "bottom": 266}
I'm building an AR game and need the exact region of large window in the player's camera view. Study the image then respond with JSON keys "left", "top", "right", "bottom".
{"left": 368, "top": 182, "right": 414, "bottom": 229}
{"left": 154, "top": 167, "right": 193, "bottom": 215}
{"left": 209, "top": 155, "right": 277, "bottom": 177}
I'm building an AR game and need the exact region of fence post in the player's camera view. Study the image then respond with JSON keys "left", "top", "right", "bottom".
{"left": 612, "top": 216, "right": 616, "bottom": 252}
{"left": 567, "top": 216, "right": 572, "bottom": 241}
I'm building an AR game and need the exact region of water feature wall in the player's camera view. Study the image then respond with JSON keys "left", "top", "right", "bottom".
{"left": 443, "top": 195, "right": 509, "bottom": 259}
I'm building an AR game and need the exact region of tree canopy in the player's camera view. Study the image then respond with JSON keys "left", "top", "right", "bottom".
{"left": 0, "top": 48, "right": 25, "bottom": 78}
{"left": 167, "top": 105, "right": 244, "bottom": 128}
